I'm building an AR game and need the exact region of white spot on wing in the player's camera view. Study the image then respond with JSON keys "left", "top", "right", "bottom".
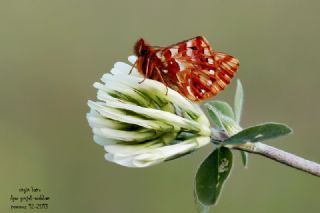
{"left": 163, "top": 69, "right": 168, "bottom": 73}
{"left": 156, "top": 52, "right": 162, "bottom": 59}
{"left": 208, "top": 58, "right": 214, "bottom": 64}
{"left": 207, "top": 80, "right": 212, "bottom": 86}
{"left": 186, "top": 40, "right": 193, "bottom": 47}
{"left": 187, "top": 86, "right": 193, "bottom": 95}
{"left": 176, "top": 60, "right": 185, "bottom": 70}
{"left": 170, "top": 48, "right": 178, "bottom": 56}
{"left": 186, "top": 49, "right": 193, "bottom": 56}
{"left": 204, "top": 48, "right": 210, "bottom": 56}
{"left": 209, "top": 70, "right": 215, "bottom": 75}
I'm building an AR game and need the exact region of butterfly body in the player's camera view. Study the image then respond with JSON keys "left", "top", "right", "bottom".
{"left": 134, "top": 36, "right": 239, "bottom": 102}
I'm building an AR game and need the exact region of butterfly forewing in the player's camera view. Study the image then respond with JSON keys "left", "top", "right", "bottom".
{"left": 135, "top": 36, "right": 239, "bottom": 102}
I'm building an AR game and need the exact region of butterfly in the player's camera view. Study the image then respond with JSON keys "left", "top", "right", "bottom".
{"left": 133, "top": 36, "right": 240, "bottom": 102}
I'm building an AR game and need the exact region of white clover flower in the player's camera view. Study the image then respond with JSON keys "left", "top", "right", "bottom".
{"left": 87, "top": 56, "right": 211, "bottom": 167}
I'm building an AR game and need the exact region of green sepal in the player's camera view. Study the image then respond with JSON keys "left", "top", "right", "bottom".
{"left": 205, "top": 104, "right": 225, "bottom": 131}
{"left": 240, "top": 151, "right": 249, "bottom": 168}
{"left": 206, "top": 100, "right": 235, "bottom": 120}
{"left": 234, "top": 79, "right": 244, "bottom": 124}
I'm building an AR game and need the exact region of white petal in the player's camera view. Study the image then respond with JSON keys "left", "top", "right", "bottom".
{"left": 128, "top": 55, "right": 137, "bottom": 64}
{"left": 101, "top": 70, "right": 144, "bottom": 83}
{"left": 140, "top": 136, "right": 210, "bottom": 161}
{"left": 104, "top": 141, "right": 162, "bottom": 156}
{"left": 93, "top": 127, "right": 157, "bottom": 142}
{"left": 93, "top": 135, "right": 121, "bottom": 146}
{"left": 86, "top": 112, "right": 129, "bottom": 129}
{"left": 112, "top": 61, "right": 141, "bottom": 77}
{"left": 104, "top": 153, "right": 135, "bottom": 167}
{"left": 114, "top": 62, "right": 133, "bottom": 73}
{"left": 104, "top": 99, "right": 201, "bottom": 132}
{"left": 104, "top": 136, "right": 211, "bottom": 168}
{"left": 88, "top": 101, "right": 172, "bottom": 131}
{"left": 132, "top": 153, "right": 164, "bottom": 167}
{"left": 94, "top": 82, "right": 151, "bottom": 107}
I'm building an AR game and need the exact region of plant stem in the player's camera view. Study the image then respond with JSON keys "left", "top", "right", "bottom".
{"left": 234, "top": 142, "right": 320, "bottom": 177}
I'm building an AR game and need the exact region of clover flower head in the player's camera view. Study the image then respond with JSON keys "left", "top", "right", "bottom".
{"left": 87, "top": 56, "right": 211, "bottom": 167}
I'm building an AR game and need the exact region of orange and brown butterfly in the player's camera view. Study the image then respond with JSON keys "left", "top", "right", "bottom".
{"left": 133, "top": 36, "right": 240, "bottom": 102}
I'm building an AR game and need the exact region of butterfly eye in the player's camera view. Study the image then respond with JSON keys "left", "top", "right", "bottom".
{"left": 134, "top": 38, "right": 151, "bottom": 57}
{"left": 141, "top": 49, "right": 149, "bottom": 55}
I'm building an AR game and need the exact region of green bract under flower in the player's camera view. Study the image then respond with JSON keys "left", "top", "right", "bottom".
{"left": 87, "top": 56, "right": 211, "bottom": 167}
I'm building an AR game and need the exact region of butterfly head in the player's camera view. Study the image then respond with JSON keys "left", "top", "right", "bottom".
{"left": 134, "top": 38, "right": 151, "bottom": 57}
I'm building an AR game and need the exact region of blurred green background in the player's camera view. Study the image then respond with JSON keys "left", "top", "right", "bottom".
{"left": 1, "top": 0, "right": 319, "bottom": 212}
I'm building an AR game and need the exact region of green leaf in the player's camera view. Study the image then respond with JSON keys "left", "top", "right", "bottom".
{"left": 223, "top": 122, "right": 292, "bottom": 145}
{"left": 195, "top": 147, "right": 233, "bottom": 206}
{"left": 234, "top": 80, "right": 244, "bottom": 124}
{"left": 206, "top": 101, "right": 235, "bottom": 119}
{"left": 205, "top": 104, "right": 225, "bottom": 130}
{"left": 240, "top": 151, "right": 249, "bottom": 168}
{"left": 194, "top": 188, "right": 210, "bottom": 213}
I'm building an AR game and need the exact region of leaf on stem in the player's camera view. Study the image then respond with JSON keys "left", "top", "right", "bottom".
{"left": 223, "top": 122, "right": 292, "bottom": 145}
{"left": 194, "top": 188, "right": 210, "bottom": 213}
{"left": 195, "top": 147, "right": 233, "bottom": 206}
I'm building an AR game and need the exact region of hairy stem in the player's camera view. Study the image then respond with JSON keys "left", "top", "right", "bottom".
{"left": 234, "top": 142, "right": 320, "bottom": 177}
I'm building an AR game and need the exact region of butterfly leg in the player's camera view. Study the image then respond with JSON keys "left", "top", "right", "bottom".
{"left": 138, "top": 77, "right": 147, "bottom": 84}
{"left": 154, "top": 67, "right": 168, "bottom": 95}
{"left": 138, "top": 58, "right": 150, "bottom": 84}
{"left": 129, "top": 60, "right": 138, "bottom": 75}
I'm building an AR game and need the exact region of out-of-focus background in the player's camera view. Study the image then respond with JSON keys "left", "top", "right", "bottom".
{"left": 1, "top": 0, "right": 319, "bottom": 212}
